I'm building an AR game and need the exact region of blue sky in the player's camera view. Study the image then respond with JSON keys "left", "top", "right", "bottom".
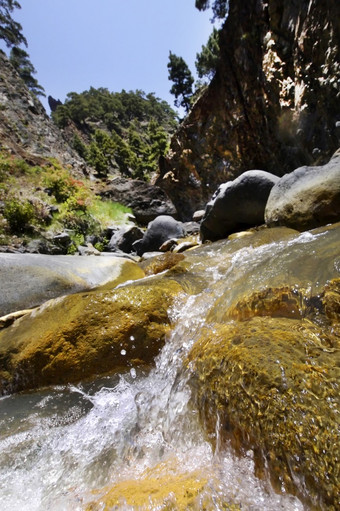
{"left": 10, "top": 1, "right": 215, "bottom": 114}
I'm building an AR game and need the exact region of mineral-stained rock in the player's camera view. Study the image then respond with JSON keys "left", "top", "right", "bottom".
{"left": 156, "top": 0, "right": 339, "bottom": 220}
{"left": 265, "top": 151, "right": 340, "bottom": 230}
{"left": 186, "top": 316, "right": 340, "bottom": 509}
{"left": 0, "top": 278, "right": 184, "bottom": 395}
{"left": 139, "top": 252, "right": 185, "bottom": 276}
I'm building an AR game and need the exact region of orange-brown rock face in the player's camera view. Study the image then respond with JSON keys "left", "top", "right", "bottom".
{"left": 156, "top": 0, "right": 339, "bottom": 220}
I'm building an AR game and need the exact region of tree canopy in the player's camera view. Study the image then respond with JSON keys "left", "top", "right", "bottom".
{"left": 0, "top": 0, "right": 26, "bottom": 48}
{"left": 9, "top": 46, "right": 45, "bottom": 96}
{"left": 195, "top": 0, "right": 229, "bottom": 20}
{"left": 52, "top": 88, "right": 178, "bottom": 180}
{"left": 167, "top": 51, "right": 194, "bottom": 113}
{"left": 195, "top": 27, "right": 221, "bottom": 80}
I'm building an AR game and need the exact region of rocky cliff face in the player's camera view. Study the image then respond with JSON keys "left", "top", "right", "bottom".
{"left": 0, "top": 51, "right": 86, "bottom": 173}
{"left": 156, "top": 0, "right": 340, "bottom": 220}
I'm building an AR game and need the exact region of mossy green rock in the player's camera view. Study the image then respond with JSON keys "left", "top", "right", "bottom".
{"left": 0, "top": 278, "right": 183, "bottom": 395}
{"left": 187, "top": 286, "right": 340, "bottom": 509}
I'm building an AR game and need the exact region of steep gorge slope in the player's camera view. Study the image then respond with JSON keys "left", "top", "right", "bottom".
{"left": 0, "top": 51, "right": 86, "bottom": 174}
{"left": 156, "top": 0, "right": 340, "bottom": 220}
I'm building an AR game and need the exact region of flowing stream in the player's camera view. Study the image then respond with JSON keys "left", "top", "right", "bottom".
{"left": 0, "top": 225, "right": 339, "bottom": 510}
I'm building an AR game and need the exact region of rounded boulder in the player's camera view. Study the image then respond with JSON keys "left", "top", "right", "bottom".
{"left": 200, "top": 170, "right": 279, "bottom": 242}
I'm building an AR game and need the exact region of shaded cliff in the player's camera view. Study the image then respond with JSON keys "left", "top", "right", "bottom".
{"left": 0, "top": 51, "right": 87, "bottom": 173}
{"left": 156, "top": 0, "right": 340, "bottom": 220}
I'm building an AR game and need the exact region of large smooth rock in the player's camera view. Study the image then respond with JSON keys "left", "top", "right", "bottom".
{"left": 200, "top": 171, "right": 279, "bottom": 242}
{"left": 133, "top": 215, "right": 186, "bottom": 256}
{"left": 0, "top": 278, "right": 184, "bottom": 395}
{"left": 0, "top": 253, "right": 144, "bottom": 316}
{"left": 100, "top": 177, "right": 177, "bottom": 225}
{"left": 265, "top": 151, "right": 340, "bottom": 230}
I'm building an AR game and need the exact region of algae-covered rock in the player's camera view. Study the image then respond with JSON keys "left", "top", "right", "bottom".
{"left": 139, "top": 251, "right": 185, "bottom": 276}
{"left": 187, "top": 317, "right": 340, "bottom": 509}
{"left": 0, "top": 278, "right": 184, "bottom": 395}
{"left": 86, "top": 461, "right": 240, "bottom": 511}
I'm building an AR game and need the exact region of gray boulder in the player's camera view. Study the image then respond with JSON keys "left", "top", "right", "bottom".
{"left": 107, "top": 225, "right": 144, "bottom": 253}
{"left": 100, "top": 177, "right": 177, "bottom": 225}
{"left": 133, "top": 215, "right": 185, "bottom": 256}
{"left": 265, "top": 151, "right": 340, "bottom": 230}
{"left": 200, "top": 170, "right": 279, "bottom": 242}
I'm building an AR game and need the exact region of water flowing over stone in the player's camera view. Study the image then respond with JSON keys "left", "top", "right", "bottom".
{"left": 0, "top": 223, "right": 339, "bottom": 510}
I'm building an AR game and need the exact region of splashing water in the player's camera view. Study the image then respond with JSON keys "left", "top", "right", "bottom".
{"left": 1, "top": 225, "right": 339, "bottom": 510}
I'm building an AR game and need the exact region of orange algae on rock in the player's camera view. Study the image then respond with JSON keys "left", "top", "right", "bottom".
{"left": 86, "top": 461, "right": 240, "bottom": 511}
{"left": 187, "top": 307, "right": 340, "bottom": 509}
{"left": 0, "top": 277, "right": 184, "bottom": 395}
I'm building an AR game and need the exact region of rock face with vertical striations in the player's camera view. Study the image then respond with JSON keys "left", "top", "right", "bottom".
{"left": 156, "top": 0, "right": 340, "bottom": 220}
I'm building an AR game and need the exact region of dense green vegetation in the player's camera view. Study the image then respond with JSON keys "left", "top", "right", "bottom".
{"left": 0, "top": 149, "right": 131, "bottom": 251}
{"left": 52, "top": 88, "right": 178, "bottom": 180}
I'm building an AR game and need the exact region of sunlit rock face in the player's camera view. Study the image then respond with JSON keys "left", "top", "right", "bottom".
{"left": 156, "top": 0, "right": 339, "bottom": 220}
{"left": 0, "top": 278, "right": 183, "bottom": 395}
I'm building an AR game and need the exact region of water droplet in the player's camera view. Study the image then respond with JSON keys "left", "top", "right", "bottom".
{"left": 130, "top": 368, "right": 136, "bottom": 379}
{"left": 130, "top": 335, "right": 135, "bottom": 341}
{"left": 120, "top": 349, "right": 126, "bottom": 356}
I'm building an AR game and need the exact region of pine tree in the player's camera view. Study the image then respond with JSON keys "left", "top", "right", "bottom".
{"left": 195, "top": 27, "right": 220, "bottom": 80}
{"left": 167, "top": 51, "right": 194, "bottom": 113}
{"left": 9, "top": 46, "right": 45, "bottom": 96}
{"left": 0, "top": 0, "right": 27, "bottom": 48}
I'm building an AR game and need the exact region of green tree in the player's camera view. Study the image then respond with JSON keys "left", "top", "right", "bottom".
{"left": 0, "top": 0, "right": 27, "bottom": 48}
{"left": 195, "top": 27, "right": 220, "bottom": 80}
{"left": 9, "top": 46, "right": 45, "bottom": 96}
{"left": 52, "top": 88, "right": 177, "bottom": 180}
{"left": 167, "top": 51, "right": 194, "bottom": 113}
{"left": 195, "top": 0, "right": 229, "bottom": 20}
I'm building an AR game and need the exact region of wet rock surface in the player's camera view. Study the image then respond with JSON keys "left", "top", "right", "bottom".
{"left": 0, "top": 278, "right": 183, "bottom": 395}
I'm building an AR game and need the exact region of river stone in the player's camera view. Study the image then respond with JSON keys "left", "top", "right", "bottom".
{"left": 133, "top": 215, "right": 186, "bottom": 256}
{"left": 0, "top": 278, "right": 184, "bottom": 395}
{"left": 107, "top": 225, "right": 144, "bottom": 253}
{"left": 87, "top": 462, "right": 239, "bottom": 511}
{"left": 200, "top": 170, "right": 279, "bottom": 242}
{"left": 265, "top": 151, "right": 340, "bottom": 230}
{"left": 187, "top": 312, "right": 340, "bottom": 509}
{"left": 0, "top": 253, "right": 145, "bottom": 316}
